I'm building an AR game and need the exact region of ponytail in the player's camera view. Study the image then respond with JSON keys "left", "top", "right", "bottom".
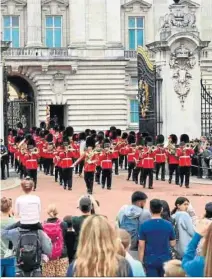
{"left": 171, "top": 206, "right": 178, "bottom": 215}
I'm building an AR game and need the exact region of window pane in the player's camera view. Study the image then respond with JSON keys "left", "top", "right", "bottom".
{"left": 46, "top": 29, "right": 53, "bottom": 47}
{"left": 135, "top": 111, "right": 139, "bottom": 123}
{"left": 130, "top": 100, "right": 134, "bottom": 110}
{"left": 46, "top": 16, "right": 53, "bottom": 27}
{"left": 3, "top": 16, "right": 10, "bottom": 27}
{"left": 129, "top": 30, "right": 135, "bottom": 50}
{"left": 128, "top": 17, "right": 135, "bottom": 28}
{"left": 54, "top": 16, "right": 61, "bottom": 27}
{"left": 54, "top": 29, "right": 61, "bottom": 47}
{"left": 12, "top": 16, "right": 19, "bottom": 27}
{"left": 137, "top": 17, "right": 144, "bottom": 28}
{"left": 3, "top": 28, "right": 11, "bottom": 41}
{"left": 12, "top": 28, "right": 19, "bottom": 47}
{"left": 137, "top": 29, "right": 144, "bottom": 47}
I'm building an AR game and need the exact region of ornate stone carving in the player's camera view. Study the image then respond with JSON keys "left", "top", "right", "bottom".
{"left": 51, "top": 72, "right": 66, "bottom": 104}
{"left": 169, "top": 44, "right": 196, "bottom": 107}
{"left": 161, "top": 9, "right": 196, "bottom": 29}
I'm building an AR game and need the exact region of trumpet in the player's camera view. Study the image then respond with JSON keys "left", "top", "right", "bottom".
{"left": 32, "top": 147, "right": 39, "bottom": 154}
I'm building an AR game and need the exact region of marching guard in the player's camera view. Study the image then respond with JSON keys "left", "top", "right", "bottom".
{"left": 142, "top": 136, "right": 155, "bottom": 189}
{"left": 154, "top": 135, "right": 166, "bottom": 181}
{"left": 166, "top": 134, "right": 180, "bottom": 185}
{"left": 100, "top": 143, "right": 113, "bottom": 190}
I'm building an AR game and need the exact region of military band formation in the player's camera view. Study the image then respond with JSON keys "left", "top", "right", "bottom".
{"left": 1, "top": 121, "right": 200, "bottom": 193}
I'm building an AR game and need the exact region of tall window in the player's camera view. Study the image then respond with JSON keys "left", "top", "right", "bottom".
{"left": 130, "top": 99, "right": 139, "bottom": 123}
{"left": 3, "top": 16, "right": 20, "bottom": 47}
{"left": 45, "top": 16, "right": 62, "bottom": 47}
{"left": 128, "top": 17, "right": 144, "bottom": 50}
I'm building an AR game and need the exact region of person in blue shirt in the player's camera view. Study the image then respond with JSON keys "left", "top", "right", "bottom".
{"left": 182, "top": 220, "right": 212, "bottom": 277}
{"left": 138, "top": 199, "right": 176, "bottom": 277}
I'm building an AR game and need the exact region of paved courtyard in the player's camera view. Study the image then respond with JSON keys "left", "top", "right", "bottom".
{"left": 1, "top": 170, "right": 212, "bottom": 222}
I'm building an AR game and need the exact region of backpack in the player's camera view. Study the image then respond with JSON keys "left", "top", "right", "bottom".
{"left": 16, "top": 230, "right": 42, "bottom": 272}
{"left": 43, "top": 219, "right": 63, "bottom": 260}
{"left": 119, "top": 215, "right": 140, "bottom": 251}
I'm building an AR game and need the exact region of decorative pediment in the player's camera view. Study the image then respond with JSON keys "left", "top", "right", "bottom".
{"left": 1, "top": 0, "right": 26, "bottom": 6}
{"left": 170, "top": 0, "right": 200, "bottom": 8}
{"left": 122, "top": 0, "right": 151, "bottom": 12}
{"left": 42, "top": 0, "right": 68, "bottom": 6}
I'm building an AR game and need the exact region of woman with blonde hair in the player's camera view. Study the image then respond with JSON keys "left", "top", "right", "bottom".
{"left": 42, "top": 204, "right": 68, "bottom": 277}
{"left": 66, "top": 215, "right": 133, "bottom": 277}
{"left": 182, "top": 220, "right": 212, "bottom": 277}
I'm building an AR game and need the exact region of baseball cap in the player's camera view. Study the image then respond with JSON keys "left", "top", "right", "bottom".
{"left": 78, "top": 196, "right": 92, "bottom": 212}
{"left": 205, "top": 202, "right": 212, "bottom": 213}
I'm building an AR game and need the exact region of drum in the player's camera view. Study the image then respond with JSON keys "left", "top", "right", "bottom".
{"left": 25, "top": 159, "right": 38, "bottom": 170}
{"left": 101, "top": 160, "right": 112, "bottom": 169}
{"left": 179, "top": 156, "right": 191, "bottom": 167}
{"left": 61, "top": 158, "right": 73, "bottom": 168}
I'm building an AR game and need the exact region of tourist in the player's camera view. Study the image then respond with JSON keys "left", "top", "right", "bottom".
{"left": 118, "top": 229, "right": 145, "bottom": 277}
{"left": 138, "top": 199, "right": 176, "bottom": 277}
{"left": 42, "top": 204, "right": 69, "bottom": 277}
{"left": 15, "top": 179, "right": 41, "bottom": 228}
{"left": 182, "top": 220, "right": 212, "bottom": 277}
{"left": 63, "top": 216, "right": 76, "bottom": 264}
{"left": 0, "top": 197, "right": 16, "bottom": 277}
{"left": 66, "top": 215, "right": 133, "bottom": 277}
{"left": 117, "top": 191, "right": 151, "bottom": 259}
{"left": 171, "top": 197, "right": 195, "bottom": 258}
{"left": 163, "top": 260, "right": 186, "bottom": 277}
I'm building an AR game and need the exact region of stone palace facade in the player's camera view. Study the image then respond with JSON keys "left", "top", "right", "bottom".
{"left": 1, "top": 0, "right": 212, "bottom": 135}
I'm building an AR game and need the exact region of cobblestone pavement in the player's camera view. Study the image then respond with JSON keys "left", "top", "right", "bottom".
{"left": 2, "top": 169, "right": 211, "bottom": 222}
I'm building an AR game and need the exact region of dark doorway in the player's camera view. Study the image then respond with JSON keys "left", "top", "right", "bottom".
{"left": 50, "top": 105, "right": 64, "bottom": 126}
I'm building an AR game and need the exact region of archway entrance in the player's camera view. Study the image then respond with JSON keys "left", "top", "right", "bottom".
{"left": 7, "top": 76, "right": 35, "bottom": 129}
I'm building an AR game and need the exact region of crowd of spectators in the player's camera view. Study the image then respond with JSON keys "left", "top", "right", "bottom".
{"left": 0, "top": 179, "right": 212, "bottom": 277}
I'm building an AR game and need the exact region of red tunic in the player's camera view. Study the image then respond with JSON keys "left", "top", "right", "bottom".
{"left": 154, "top": 148, "right": 166, "bottom": 163}
{"left": 176, "top": 148, "right": 194, "bottom": 167}
{"left": 142, "top": 153, "right": 155, "bottom": 169}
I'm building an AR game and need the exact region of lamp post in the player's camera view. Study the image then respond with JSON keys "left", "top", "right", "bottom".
{"left": 1, "top": 40, "right": 11, "bottom": 145}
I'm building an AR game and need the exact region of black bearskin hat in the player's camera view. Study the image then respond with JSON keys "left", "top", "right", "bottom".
{"left": 40, "top": 121, "right": 46, "bottom": 130}
{"left": 54, "top": 126, "right": 59, "bottom": 132}
{"left": 169, "top": 134, "right": 178, "bottom": 144}
{"left": 46, "top": 133, "right": 53, "bottom": 143}
{"left": 31, "top": 127, "right": 37, "bottom": 133}
{"left": 85, "top": 129, "right": 91, "bottom": 137}
{"left": 79, "top": 132, "right": 86, "bottom": 141}
{"left": 145, "top": 136, "right": 153, "bottom": 146}
{"left": 122, "top": 132, "right": 128, "bottom": 140}
{"left": 17, "top": 122, "right": 23, "bottom": 129}
{"left": 91, "top": 130, "right": 96, "bottom": 136}
{"left": 129, "top": 131, "right": 136, "bottom": 137}
{"left": 103, "top": 138, "right": 111, "bottom": 145}
{"left": 27, "top": 138, "right": 36, "bottom": 148}
{"left": 49, "top": 120, "right": 55, "bottom": 129}
{"left": 180, "top": 134, "right": 189, "bottom": 144}
{"left": 110, "top": 130, "right": 117, "bottom": 140}
{"left": 110, "top": 126, "right": 116, "bottom": 132}
{"left": 116, "top": 129, "right": 122, "bottom": 137}
{"left": 36, "top": 128, "right": 41, "bottom": 136}
{"left": 128, "top": 134, "right": 136, "bottom": 145}
{"left": 97, "top": 134, "right": 104, "bottom": 142}
{"left": 44, "top": 130, "right": 49, "bottom": 136}
{"left": 156, "top": 134, "right": 164, "bottom": 144}
{"left": 98, "top": 131, "right": 104, "bottom": 137}
{"left": 25, "top": 133, "right": 33, "bottom": 142}
{"left": 86, "top": 136, "right": 95, "bottom": 148}
{"left": 63, "top": 136, "right": 69, "bottom": 145}
{"left": 65, "top": 126, "right": 74, "bottom": 137}
{"left": 141, "top": 132, "right": 149, "bottom": 138}
{"left": 14, "top": 136, "right": 21, "bottom": 144}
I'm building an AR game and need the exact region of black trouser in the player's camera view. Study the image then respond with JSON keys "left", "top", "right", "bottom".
{"left": 127, "top": 162, "right": 135, "bottom": 180}
{"left": 102, "top": 169, "right": 112, "bottom": 189}
{"left": 79, "top": 160, "right": 84, "bottom": 175}
{"left": 39, "top": 157, "right": 44, "bottom": 171}
{"left": 55, "top": 166, "right": 63, "bottom": 184}
{"left": 197, "top": 155, "right": 203, "bottom": 178}
{"left": 73, "top": 158, "right": 79, "bottom": 174}
{"left": 133, "top": 167, "right": 144, "bottom": 184}
{"left": 10, "top": 152, "right": 14, "bottom": 167}
{"left": 27, "top": 169, "right": 37, "bottom": 189}
{"left": 179, "top": 166, "right": 190, "bottom": 187}
{"left": 62, "top": 168, "right": 73, "bottom": 189}
{"left": 169, "top": 164, "right": 179, "bottom": 184}
{"left": 95, "top": 166, "right": 102, "bottom": 183}
{"left": 119, "top": 155, "right": 128, "bottom": 169}
{"left": 112, "top": 158, "right": 119, "bottom": 175}
{"left": 1, "top": 159, "right": 6, "bottom": 179}
{"left": 15, "top": 159, "right": 19, "bottom": 172}
{"left": 46, "top": 158, "right": 54, "bottom": 175}
{"left": 191, "top": 156, "right": 198, "bottom": 176}
{"left": 84, "top": 171, "right": 94, "bottom": 194}
{"left": 155, "top": 162, "right": 165, "bottom": 180}
{"left": 143, "top": 168, "right": 153, "bottom": 188}
{"left": 19, "top": 163, "right": 25, "bottom": 179}
{"left": 43, "top": 158, "right": 47, "bottom": 173}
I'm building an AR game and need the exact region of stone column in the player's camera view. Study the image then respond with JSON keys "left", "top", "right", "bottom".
{"left": 26, "top": 0, "right": 42, "bottom": 47}
{"left": 0, "top": 61, "right": 4, "bottom": 140}
{"left": 69, "top": 0, "right": 86, "bottom": 47}
{"left": 106, "top": 0, "right": 121, "bottom": 46}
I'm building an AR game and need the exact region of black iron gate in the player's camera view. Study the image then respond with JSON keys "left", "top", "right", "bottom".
{"left": 201, "top": 79, "right": 212, "bottom": 137}
{"left": 137, "top": 47, "right": 162, "bottom": 140}
{"left": 7, "top": 100, "right": 35, "bottom": 130}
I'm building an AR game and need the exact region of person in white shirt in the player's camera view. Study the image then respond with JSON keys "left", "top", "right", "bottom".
{"left": 15, "top": 178, "right": 41, "bottom": 225}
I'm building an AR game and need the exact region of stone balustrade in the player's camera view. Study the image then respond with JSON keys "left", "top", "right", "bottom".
{"left": 124, "top": 50, "right": 137, "bottom": 59}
